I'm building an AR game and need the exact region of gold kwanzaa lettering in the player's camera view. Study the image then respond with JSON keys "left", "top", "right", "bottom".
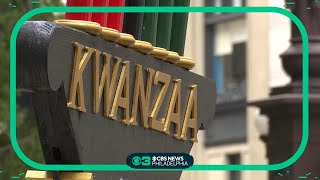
{"left": 68, "top": 42, "right": 199, "bottom": 142}
{"left": 123, "top": 65, "right": 155, "bottom": 128}
{"left": 149, "top": 71, "right": 171, "bottom": 132}
{"left": 181, "top": 85, "right": 198, "bottom": 142}
{"left": 93, "top": 51, "right": 121, "bottom": 116}
{"left": 110, "top": 61, "right": 130, "bottom": 122}
{"left": 67, "top": 43, "right": 94, "bottom": 112}
{"left": 164, "top": 79, "right": 182, "bottom": 139}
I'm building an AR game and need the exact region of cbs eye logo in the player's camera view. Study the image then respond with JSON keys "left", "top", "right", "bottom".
{"left": 131, "top": 156, "right": 151, "bottom": 166}
{"left": 132, "top": 156, "right": 142, "bottom": 166}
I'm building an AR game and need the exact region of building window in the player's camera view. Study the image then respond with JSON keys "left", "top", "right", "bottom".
{"left": 213, "top": 0, "right": 245, "bottom": 6}
{"left": 206, "top": 0, "right": 245, "bottom": 16}
{"left": 205, "top": 0, "right": 245, "bottom": 7}
{"left": 227, "top": 154, "right": 241, "bottom": 180}
{"left": 204, "top": 14, "right": 247, "bottom": 146}
{"left": 213, "top": 42, "right": 246, "bottom": 104}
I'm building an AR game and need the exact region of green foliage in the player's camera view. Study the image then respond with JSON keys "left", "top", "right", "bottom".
{"left": 0, "top": 0, "right": 62, "bottom": 178}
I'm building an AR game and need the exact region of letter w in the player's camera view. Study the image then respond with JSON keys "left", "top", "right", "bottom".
{"left": 93, "top": 52, "right": 121, "bottom": 116}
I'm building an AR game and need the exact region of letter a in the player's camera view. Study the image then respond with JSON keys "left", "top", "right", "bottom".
{"left": 180, "top": 85, "right": 198, "bottom": 142}
{"left": 164, "top": 79, "right": 182, "bottom": 139}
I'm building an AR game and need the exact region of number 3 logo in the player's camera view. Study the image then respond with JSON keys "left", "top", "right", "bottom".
{"left": 141, "top": 156, "right": 151, "bottom": 166}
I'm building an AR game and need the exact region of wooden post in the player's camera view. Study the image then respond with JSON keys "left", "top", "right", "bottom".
{"left": 169, "top": 0, "right": 190, "bottom": 55}
{"left": 25, "top": 170, "right": 93, "bottom": 180}
{"left": 91, "top": 0, "right": 109, "bottom": 27}
{"left": 65, "top": 0, "right": 93, "bottom": 21}
{"left": 155, "top": 0, "right": 174, "bottom": 49}
{"left": 141, "top": 0, "right": 159, "bottom": 45}
{"left": 122, "top": 0, "right": 145, "bottom": 39}
{"left": 106, "top": 0, "right": 125, "bottom": 31}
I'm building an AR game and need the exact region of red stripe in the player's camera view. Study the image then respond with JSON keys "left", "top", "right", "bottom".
{"left": 107, "top": 0, "right": 125, "bottom": 32}
{"left": 92, "top": 0, "right": 110, "bottom": 27}
{"left": 66, "top": 0, "right": 93, "bottom": 21}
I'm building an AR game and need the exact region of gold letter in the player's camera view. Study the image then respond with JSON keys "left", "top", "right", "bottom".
{"left": 110, "top": 61, "right": 130, "bottom": 122}
{"left": 164, "top": 79, "right": 182, "bottom": 139}
{"left": 67, "top": 42, "right": 94, "bottom": 112}
{"left": 180, "top": 85, "right": 198, "bottom": 142}
{"left": 124, "top": 66, "right": 155, "bottom": 127}
{"left": 149, "top": 71, "right": 171, "bottom": 132}
{"left": 93, "top": 53, "right": 121, "bottom": 116}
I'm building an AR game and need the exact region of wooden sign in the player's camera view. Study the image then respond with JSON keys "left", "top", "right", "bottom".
{"left": 17, "top": 21, "right": 216, "bottom": 180}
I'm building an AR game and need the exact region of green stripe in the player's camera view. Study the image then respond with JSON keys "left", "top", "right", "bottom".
{"left": 141, "top": 0, "right": 159, "bottom": 45}
{"left": 170, "top": 0, "right": 190, "bottom": 55}
{"left": 156, "top": 0, "right": 174, "bottom": 49}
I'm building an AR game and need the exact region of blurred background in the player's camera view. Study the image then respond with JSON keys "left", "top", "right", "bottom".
{"left": 0, "top": 0, "right": 293, "bottom": 179}
{"left": 182, "top": 0, "right": 290, "bottom": 179}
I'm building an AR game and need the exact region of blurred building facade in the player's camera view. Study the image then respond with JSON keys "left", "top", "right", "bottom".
{"left": 181, "top": 0, "right": 290, "bottom": 179}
